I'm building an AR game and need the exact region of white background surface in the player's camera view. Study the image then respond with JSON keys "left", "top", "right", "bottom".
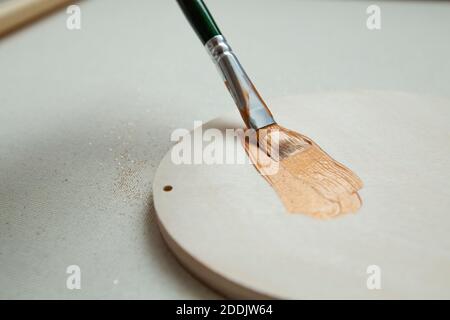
{"left": 0, "top": 0, "right": 449, "bottom": 299}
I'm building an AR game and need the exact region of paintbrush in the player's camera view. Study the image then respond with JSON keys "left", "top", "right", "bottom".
{"left": 176, "top": 0, "right": 311, "bottom": 160}
{"left": 177, "top": 0, "right": 362, "bottom": 217}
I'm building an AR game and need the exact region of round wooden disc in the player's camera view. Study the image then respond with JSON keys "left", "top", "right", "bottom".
{"left": 153, "top": 91, "right": 450, "bottom": 299}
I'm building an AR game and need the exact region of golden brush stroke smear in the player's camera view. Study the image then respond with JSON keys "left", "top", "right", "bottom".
{"left": 243, "top": 127, "right": 363, "bottom": 219}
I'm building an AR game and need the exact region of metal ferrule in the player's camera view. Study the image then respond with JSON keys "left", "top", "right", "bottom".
{"left": 205, "top": 35, "right": 275, "bottom": 130}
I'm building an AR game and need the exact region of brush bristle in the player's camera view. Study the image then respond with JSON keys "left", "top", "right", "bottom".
{"left": 257, "top": 124, "right": 311, "bottom": 161}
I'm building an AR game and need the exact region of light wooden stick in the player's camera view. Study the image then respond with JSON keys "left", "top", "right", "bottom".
{"left": 0, "top": 0, "right": 75, "bottom": 37}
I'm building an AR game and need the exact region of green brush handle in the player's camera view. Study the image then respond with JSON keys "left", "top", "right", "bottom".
{"left": 176, "top": 0, "right": 222, "bottom": 44}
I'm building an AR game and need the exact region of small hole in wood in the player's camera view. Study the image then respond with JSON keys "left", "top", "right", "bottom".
{"left": 163, "top": 185, "right": 173, "bottom": 192}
